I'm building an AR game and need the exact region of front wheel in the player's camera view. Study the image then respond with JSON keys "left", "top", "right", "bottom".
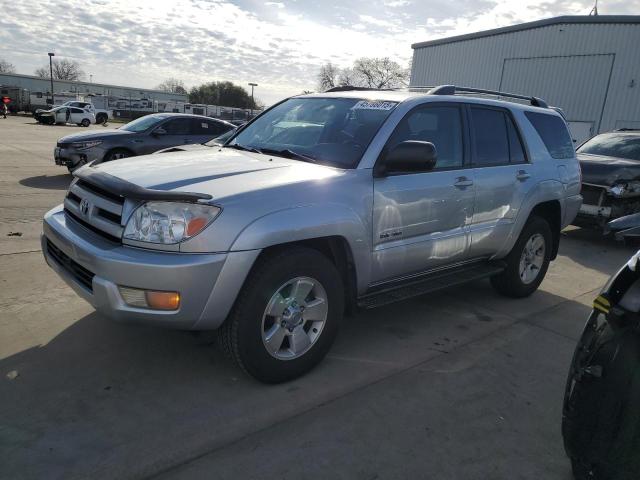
{"left": 103, "top": 149, "right": 131, "bottom": 162}
{"left": 80, "top": 118, "right": 91, "bottom": 127}
{"left": 218, "top": 247, "right": 344, "bottom": 383}
{"left": 491, "top": 216, "right": 552, "bottom": 297}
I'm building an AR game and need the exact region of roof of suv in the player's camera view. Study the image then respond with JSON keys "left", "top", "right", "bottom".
{"left": 300, "top": 87, "right": 557, "bottom": 115}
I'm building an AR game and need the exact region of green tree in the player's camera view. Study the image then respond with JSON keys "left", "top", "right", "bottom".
{"left": 188, "top": 81, "right": 258, "bottom": 108}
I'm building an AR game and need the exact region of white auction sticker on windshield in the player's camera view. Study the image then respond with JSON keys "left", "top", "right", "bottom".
{"left": 352, "top": 100, "right": 397, "bottom": 111}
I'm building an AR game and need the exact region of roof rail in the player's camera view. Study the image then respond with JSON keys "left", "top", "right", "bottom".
{"left": 325, "top": 86, "right": 392, "bottom": 92}
{"left": 425, "top": 85, "right": 548, "bottom": 108}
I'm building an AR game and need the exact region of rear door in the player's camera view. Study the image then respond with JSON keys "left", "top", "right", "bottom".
{"left": 188, "top": 119, "right": 227, "bottom": 144}
{"left": 467, "top": 105, "right": 531, "bottom": 258}
{"left": 371, "top": 104, "right": 474, "bottom": 282}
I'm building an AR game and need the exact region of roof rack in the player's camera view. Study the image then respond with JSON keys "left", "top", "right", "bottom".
{"left": 325, "top": 86, "right": 393, "bottom": 92}
{"left": 424, "top": 85, "right": 548, "bottom": 108}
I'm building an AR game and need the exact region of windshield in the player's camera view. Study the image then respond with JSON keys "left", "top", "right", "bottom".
{"left": 229, "top": 97, "right": 398, "bottom": 168}
{"left": 578, "top": 133, "right": 640, "bottom": 162}
{"left": 121, "top": 115, "right": 168, "bottom": 133}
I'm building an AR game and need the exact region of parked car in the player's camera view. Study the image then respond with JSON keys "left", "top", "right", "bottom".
{"left": 59, "top": 101, "right": 112, "bottom": 124}
{"left": 42, "top": 86, "right": 581, "bottom": 382}
{"left": 575, "top": 129, "right": 640, "bottom": 230}
{"left": 36, "top": 106, "right": 96, "bottom": 127}
{"left": 53, "top": 113, "right": 236, "bottom": 173}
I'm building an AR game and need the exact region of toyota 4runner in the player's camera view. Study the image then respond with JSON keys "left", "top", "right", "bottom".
{"left": 42, "top": 85, "right": 582, "bottom": 382}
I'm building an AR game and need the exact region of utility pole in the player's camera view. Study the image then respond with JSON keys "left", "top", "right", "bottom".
{"left": 248, "top": 82, "right": 257, "bottom": 118}
{"left": 47, "top": 52, "right": 55, "bottom": 105}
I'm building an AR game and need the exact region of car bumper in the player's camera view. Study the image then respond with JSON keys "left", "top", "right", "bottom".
{"left": 54, "top": 146, "right": 106, "bottom": 167}
{"left": 563, "top": 194, "right": 583, "bottom": 228}
{"left": 42, "top": 205, "right": 258, "bottom": 330}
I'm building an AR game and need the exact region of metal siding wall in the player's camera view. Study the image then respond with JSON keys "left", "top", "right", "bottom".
{"left": 0, "top": 73, "right": 187, "bottom": 102}
{"left": 411, "top": 23, "right": 640, "bottom": 133}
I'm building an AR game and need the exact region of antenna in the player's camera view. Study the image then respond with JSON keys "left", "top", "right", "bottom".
{"left": 589, "top": 0, "right": 598, "bottom": 16}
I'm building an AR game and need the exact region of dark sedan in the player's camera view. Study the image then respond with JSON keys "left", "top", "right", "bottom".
{"left": 576, "top": 129, "right": 640, "bottom": 228}
{"left": 54, "top": 113, "right": 235, "bottom": 172}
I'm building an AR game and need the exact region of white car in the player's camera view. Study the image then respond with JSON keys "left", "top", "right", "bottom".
{"left": 35, "top": 106, "right": 96, "bottom": 127}
{"left": 59, "top": 101, "right": 112, "bottom": 124}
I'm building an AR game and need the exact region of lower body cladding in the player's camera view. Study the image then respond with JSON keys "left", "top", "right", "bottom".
{"left": 42, "top": 206, "right": 259, "bottom": 330}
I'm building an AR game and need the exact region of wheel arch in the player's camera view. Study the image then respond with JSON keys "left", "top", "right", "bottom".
{"left": 530, "top": 200, "right": 562, "bottom": 260}
{"left": 102, "top": 147, "right": 135, "bottom": 162}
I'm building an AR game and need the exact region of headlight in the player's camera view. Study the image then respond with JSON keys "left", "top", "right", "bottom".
{"left": 609, "top": 181, "right": 640, "bottom": 197}
{"left": 70, "top": 140, "right": 103, "bottom": 150}
{"left": 123, "top": 202, "right": 221, "bottom": 244}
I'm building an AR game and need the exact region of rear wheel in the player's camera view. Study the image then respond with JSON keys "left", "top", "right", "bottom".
{"left": 218, "top": 247, "right": 344, "bottom": 383}
{"left": 96, "top": 113, "right": 108, "bottom": 124}
{"left": 491, "top": 216, "right": 552, "bottom": 297}
{"left": 103, "top": 148, "right": 132, "bottom": 162}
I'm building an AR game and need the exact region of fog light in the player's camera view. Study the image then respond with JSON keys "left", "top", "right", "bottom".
{"left": 118, "top": 286, "right": 180, "bottom": 310}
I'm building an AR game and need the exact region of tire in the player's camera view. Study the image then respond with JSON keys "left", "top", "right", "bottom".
{"left": 563, "top": 318, "right": 640, "bottom": 480}
{"left": 80, "top": 118, "right": 90, "bottom": 127}
{"left": 218, "top": 246, "right": 344, "bottom": 383}
{"left": 490, "top": 215, "right": 552, "bottom": 298}
{"left": 103, "top": 148, "right": 132, "bottom": 162}
{"left": 96, "top": 113, "right": 107, "bottom": 124}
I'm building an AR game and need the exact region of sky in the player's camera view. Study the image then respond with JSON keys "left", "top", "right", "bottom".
{"left": 1, "top": 0, "right": 638, "bottom": 105}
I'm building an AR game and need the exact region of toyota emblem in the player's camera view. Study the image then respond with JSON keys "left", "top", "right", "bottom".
{"left": 79, "top": 198, "right": 91, "bottom": 216}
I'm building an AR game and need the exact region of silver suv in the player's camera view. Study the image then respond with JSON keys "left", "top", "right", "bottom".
{"left": 42, "top": 86, "right": 582, "bottom": 382}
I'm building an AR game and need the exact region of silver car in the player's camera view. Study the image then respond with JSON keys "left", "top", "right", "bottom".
{"left": 42, "top": 86, "right": 582, "bottom": 382}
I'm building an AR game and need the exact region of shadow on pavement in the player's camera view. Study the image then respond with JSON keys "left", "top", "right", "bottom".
{"left": 19, "top": 174, "right": 72, "bottom": 190}
{"left": 560, "top": 225, "right": 635, "bottom": 276}
{"left": 0, "top": 286, "right": 585, "bottom": 479}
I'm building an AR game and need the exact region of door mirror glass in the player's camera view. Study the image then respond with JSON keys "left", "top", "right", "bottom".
{"left": 376, "top": 141, "right": 437, "bottom": 176}
{"left": 152, "top": 127, "right": 167, "bottom": 136}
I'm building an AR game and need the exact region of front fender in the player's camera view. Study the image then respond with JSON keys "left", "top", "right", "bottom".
{"left": 230, "top": 204, "right": 372, "bottom": 292}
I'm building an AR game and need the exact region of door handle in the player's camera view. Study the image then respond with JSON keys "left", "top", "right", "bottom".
{"left": 454, "top": 177, "right": 473, "bottom": 188}
{"left": 516, "top": 170, "right": 531, "bottom": 181}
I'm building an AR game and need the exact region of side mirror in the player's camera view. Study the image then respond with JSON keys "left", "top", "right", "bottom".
{"left": 152, "top": 127, "right": 167, "bottom": 136}
{"left": 375, "top": 140, "right": 437, "bottom": 177}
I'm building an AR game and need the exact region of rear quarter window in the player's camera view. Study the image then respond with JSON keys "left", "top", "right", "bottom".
{"left": 525, "top": 111, "right": 574, "bottom": 159}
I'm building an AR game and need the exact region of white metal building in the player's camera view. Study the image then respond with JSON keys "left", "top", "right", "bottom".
{"left": 0, "top": 72, "right": 188, "bottom": 103}
{"left": 410, "top": 16, "right": 640, "bottom": 144}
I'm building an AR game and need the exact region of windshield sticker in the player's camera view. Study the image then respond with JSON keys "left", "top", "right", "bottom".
{"left": 352, "top": 100, "right": 397, "bottom": 111}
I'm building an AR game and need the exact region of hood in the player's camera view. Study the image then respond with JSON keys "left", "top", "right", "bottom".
{"left": 578, "top": 153, "right": 640, "bottom": 186}
{"left": 154, "top": 143, "right": 211, "bottom": 154}
{"left": 89, "top": 148, "right": 343, "bottom": 202}
{"left": 59, "top": 128, "right": 133, "bottom": 143}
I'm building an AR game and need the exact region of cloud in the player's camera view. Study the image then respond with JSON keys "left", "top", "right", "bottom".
{"left": 0, "top": 0, "right": 638, "bottom": 105}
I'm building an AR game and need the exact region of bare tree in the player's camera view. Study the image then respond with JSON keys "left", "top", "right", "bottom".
{"left": 317, "top": 62, "right": 339, "bottom": 91}
{"left": 0, "top": 59, "right": 15, "bottom": 74}
{"left": 317, "top": 58, "right": 410, "bottom": 91}
{"left": 155, "top": 78, "right": 187, "bottom": 94}
{"left": 34, "top": 59, "right": 84, "bottom": 81}
{"left": 352, "top": 57, "right": 409, "bottom": 89}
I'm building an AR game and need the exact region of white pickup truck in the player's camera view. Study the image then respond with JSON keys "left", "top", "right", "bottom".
{"left": 60, "top": 101, "right": 112, "bottom": 124}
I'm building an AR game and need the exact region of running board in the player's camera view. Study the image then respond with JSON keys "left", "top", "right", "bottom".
{"left": 357, "top": 262, "right": 505, "bottom": 309}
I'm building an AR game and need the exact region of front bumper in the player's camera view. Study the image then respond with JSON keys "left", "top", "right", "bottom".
{"left": 42, "top": 205, "right": 258, "bottom": 330}
{"left": 54, "top": 146, "right": 106, "bottom": 168}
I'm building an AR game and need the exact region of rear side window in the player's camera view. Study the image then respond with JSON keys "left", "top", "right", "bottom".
{"left": 164, "top": 118, "right": 191, "bottom": 135}
{"left": 470, "top": 107, "right": 509, "bottom": 166}
{"left": 525, "top": 112, "right": 574, "bottom": 159}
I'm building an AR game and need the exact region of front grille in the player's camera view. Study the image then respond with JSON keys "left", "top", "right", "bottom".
{"left": 46, "top": 238, "right": 95, "bottom": 291}
{"left": 64, "top": 179, "right": 125, "bottom": 242}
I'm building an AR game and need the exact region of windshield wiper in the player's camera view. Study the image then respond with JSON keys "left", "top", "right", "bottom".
{"left": 224, "top": 143, "right": 261, "bottom": 153}
{"left": 256, "top": 147, "right": 318, "bottom": 164}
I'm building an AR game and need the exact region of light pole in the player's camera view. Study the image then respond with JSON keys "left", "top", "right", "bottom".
{"left": 90, "top": 74, "right": 93, "bottom": 83}
{"left": 48, "top": 52, "right": 55, "bottom": 105}
{"left": 248, "top": 82, "right": 257, "bottom": 117}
